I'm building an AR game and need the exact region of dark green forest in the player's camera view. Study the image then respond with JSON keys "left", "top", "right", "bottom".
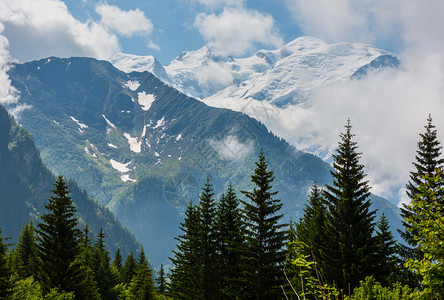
{"left": 1, "top": 116, "right": 443, "bottom": 299}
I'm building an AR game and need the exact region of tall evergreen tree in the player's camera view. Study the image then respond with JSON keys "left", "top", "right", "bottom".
{"left": 374, "top": 214, "right": 398, "bottom": 286}
{"left": 15, "top": 219, "right": 39, "bottom": 279}
{"left": 91, "top": 228, "right": 114, "bottom": 298}
{"left": 240, "top": 151, "right": 287, "bottom": 299}
{"left": 197, "top": 178, "right": 219, "bottom": 299}
{"left": 122, "top": 251, "right": 137, "bottom": 285}
{"left": 111, "top": 248, "right": 123, "bottom": 284}
{"left": 76, "top": 224, "right": 101, "bottom": 300}
{"left": 0, "top": 229, "right": 11, "bottom": 299}
{"left": 400, "top": 114, "right": 444, "bottom": 258}
{"left": 169, "top": 202, "right": 201, "bottom": 299}
{"left": 156, "top": 264, "right": 167, "bottom": 295}
{"left": 215, "top": 184, "right": 245, "bottom": 298}
{"left": 322, "top": 119, "right": 378, "bottom": 289}
{"left": 37, "top": 176, "right": 82, "bottom": 295}
{"left": 128, "top": 247, "right": 156, "bottom": 299}
{"left": 295, "top": 183, "right": 328, "bottom": 273}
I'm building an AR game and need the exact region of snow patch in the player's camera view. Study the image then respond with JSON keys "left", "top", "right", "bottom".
{"left": 121, "top": 174, "right": 136, "bottom": 182}
{"left": 152, "top": 116, "right": 165, "bottom": 129}
{"left": 70, "top": 116, "right": 88, "bottom": 133}
{"left": 137, "top": 92, "right": 156, "bottom": 111}
{"left": 175, "top": 133, "right": 182, "bottom": 141}
{"left": 124, "top": 80, "right": 140, "bottom": 91}
{"left": 123, "top": 133, "right": 142, "bottom": 153}
{"left": 110, "top": 159, "right": 131, "bottom": 173}
{"left": 108, "top": 143, "right": 118, "bottom": 149}
{"left": 154, "top": 151, "right": 160, "bottom": 157}
{"left": 102, "top": 115, "right": 116, "bottom": 132}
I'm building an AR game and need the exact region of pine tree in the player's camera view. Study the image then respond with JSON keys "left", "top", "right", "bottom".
{"left": 111, "top": 248, "right": 123, "bottom": 284}
{"left": 122, "top": 251, "right": 138, "bottom": 285}
{"left": 240, "top": 151, "right": 287, "bottom": 299}
{"left": 169, "top": 202, "right": 201, "bottom": 299}
{"left": 156, "top": 264, "right": 167, "bottom": 295}
{"left": 400, "top": 114, "right": 444, "bottom": 258}
{"left": 197, "top": 178, "right": 219, "bottom": 299}
{"left": 15, "top": 219, "right": 39, "bottom": 279}
{"left": 374, "top": 214, "right": 398, "bottom": 286}
{"left": 295, "top": 183, "right": 328, "bottom": 273}
{"left": 37, "top": 176, "right": 82, "bottom": 295}
{"left": 322, "top": 119, "right": 378, "bottom": 289}
{"left": 127, "top": 247, "right": 156, "bottom": 299}
{"left": 76, "top": 224, "right": 101, "bottom": 300}
{"left": 91, "top": 227, "right": 114, "bottom": 298}
{"left": 215, "top": 184, "right": 245, "bottom": 298}
{"left": 0, "top": 229, "right": 11, "bottom": 299}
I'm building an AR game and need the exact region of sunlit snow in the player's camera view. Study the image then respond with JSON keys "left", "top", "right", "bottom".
{"left": 123, "top": 133, "right": 142, "bottom": 153}
{"left": 152, "top": 116, "right": 165, "bottom": 129}
{"left": 109, "top": 159, "right": 131, "bottom": 173}
{"left": 108, "top": 143, "right": 118, "bottom": 149}
{"left": 137, "top": 92, "right": 156, "bottom": 111}
{"left": 124, "top": 80, "right": 140, "bottom": 91}
{"left": 70, "top": 116, "right": 88, "bottom": 133}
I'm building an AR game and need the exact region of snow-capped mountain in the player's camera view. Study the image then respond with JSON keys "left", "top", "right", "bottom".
{"left": 113, "top": 36, "right": 399, "bottom": 109}
{"left": 110, "top": 52, "right": 169, "bottom": 82}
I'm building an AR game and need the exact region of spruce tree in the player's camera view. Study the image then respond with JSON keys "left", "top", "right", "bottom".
{"left": 374, "top": 214, "right": 398, "bottom": 286}
{"left": 295, "top": 183, "right": 328, "bottom": 273}
{"left": 91, "top": 228, "right": 114, "bottom": 298}
{"left": 111, "top": 248, "right": 123, "bottom": 284}
{"left": 0, "top": 229, "right": 11, "bottom": 299}
{"left": 197, "top": 178, "right": 218, "bottom": 299}
{"left": 76, "top": 224, "right": 101, "bottom": 300}
{"left": 37, "top": 176, "right": 82, "bottom": 295}
{"left": 215, "top": 184, "right": 245, "bottom": 298}
{"left": 322, "top": 119, "right": 377, "bottom": 289}
{"left": 400, "top": 114, "right": 444, "bottom": 258}
{"left": 240, "top": 151, "right": 287, "bottom": 299}
{"left": 122, "top": 251, "right": 137, "bottom": 285}
{"left": 15, "top": 219, "right": 39, "bottom": 279}
{"left": 169, "top": 202, "right": 201, "bottom": 299}
{"left": 128, "top": 247, "right": 156, "bottom": 299}
{"left": 156, "top": 264, "right": 167, "bottom": 295}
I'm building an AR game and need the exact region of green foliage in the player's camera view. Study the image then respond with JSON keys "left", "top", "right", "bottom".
{"left": 156, "top": 264, "right": 167, "bottom": 295}
{"left": 374, "top": 214, "right": 399, "bottom": 285}
{"left": 240, "top": 151, "right": 287, "bottom": 299}
{"left": 215, "top": 184, "right": 245, "bottom": 298}
{"left": 322, "top": 119, "right": 379, "bottom": 289}
{"left": 10, "top": 276, "right": 43, "bottom": 300}
{"left": 37, "top": 176, "right": 82, "bottom": 295}
{"left": 350, "top": 277, "right": 426, "bottom": 300}
{"left": 168, "top": 202, "right": 201, "bottom": 299}
{"left": 127, "top": 248, "right": 156, "bottom": 299}
{"left": 0, "top": 229, "right": 12, "bottom": 299}
{"left": 91, "top": 228, "right": 115, "bottom": 298}
{"left": 122, "top": 251, "right": 138, "bottom": 285}
{"left": 14, "top": 219, "right": 39, "bottom": 280}
{"left": 404, "top": 170, "right": 444, "bottom": 298}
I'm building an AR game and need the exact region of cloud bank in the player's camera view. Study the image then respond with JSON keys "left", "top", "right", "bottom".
{"left": 209, "top": 135, "right": 254, "bottom": 161}
{"left": 194, "top": 7, "right": 283, "bottom": 56}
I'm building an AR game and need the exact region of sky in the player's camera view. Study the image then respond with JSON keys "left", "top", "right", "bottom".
{"left": 1, "top": 0, "right": 444, "bottom": 206}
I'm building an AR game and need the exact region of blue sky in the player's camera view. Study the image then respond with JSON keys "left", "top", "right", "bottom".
{"left": 0, "top": 0, "right": 407, "bottom": 65}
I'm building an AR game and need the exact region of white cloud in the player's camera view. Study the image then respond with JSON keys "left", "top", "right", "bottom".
{"left": 192, "top": 0, "right": 244, "bottom": 10}
{"left": 194, "top": 7, "right": 283, "bottom": 56}
{"left": 285, "top": 0, "right": 401, "bottom": 46}
{"left": 209, "top": 135, "right": 254, "bottom": 161}
{"left": 96, "top": 3, "right": 153, "bottom": 37}
{"left": 195, "top": 61, "right": 233, "bottom": 88}
{"left": 0, "top": 0, "right": 120, "bottom": 62}
{"left": 0, "top": 24, "right": 18, "bottom": 106}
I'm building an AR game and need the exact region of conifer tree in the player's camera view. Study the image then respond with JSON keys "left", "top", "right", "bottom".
{"left": 169, "top": 202, "right": 201, "bottom": 299}
{"left": 322, "top": 119, "right": 378, "bottom": 289}
{"left": 400, "top": 114, "right": 444, "bottom": 257}
{"left": 111, "top": 248, "right": 123, "bottom": 284}
{"left": 76, "top": 224, "right": 101, "bottom": 300}
{"left": 374, "top": 214, "right": 398, "bottom": 286}
{"left": 156, "top": 264, "right": 167, "bottom": 295}
{"left": 91, "top": 228, "right": 114, "bottom": 298}
{"left": 128, "top": 247, "right": 156, "bottom": 299}
{"left": 37, "top": 176, "right": 82, "bottom": 295}
{"left": 296, "top": 183, "right": 327, "bottom": 273}
{"left": 215, "top": 184, "right": 245, "bottom": 298}
{"left": 15, "top": 219, "right": 39, "bottom": 279}
{"left": 197, "top": 178, "right": 218, "bottom": 299}
{"left": 240, "top": 151, "right": 287, "bottom": 299}
{"left": 0, "top": 229, "right": 11, "bottom": 299}
{"left": 122, "top": 251, "right": 138, "bottom": 285}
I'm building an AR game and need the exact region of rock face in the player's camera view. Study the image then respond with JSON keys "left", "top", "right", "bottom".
{"left": 6, "top": 55, "right": 401, "bottom": 266}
